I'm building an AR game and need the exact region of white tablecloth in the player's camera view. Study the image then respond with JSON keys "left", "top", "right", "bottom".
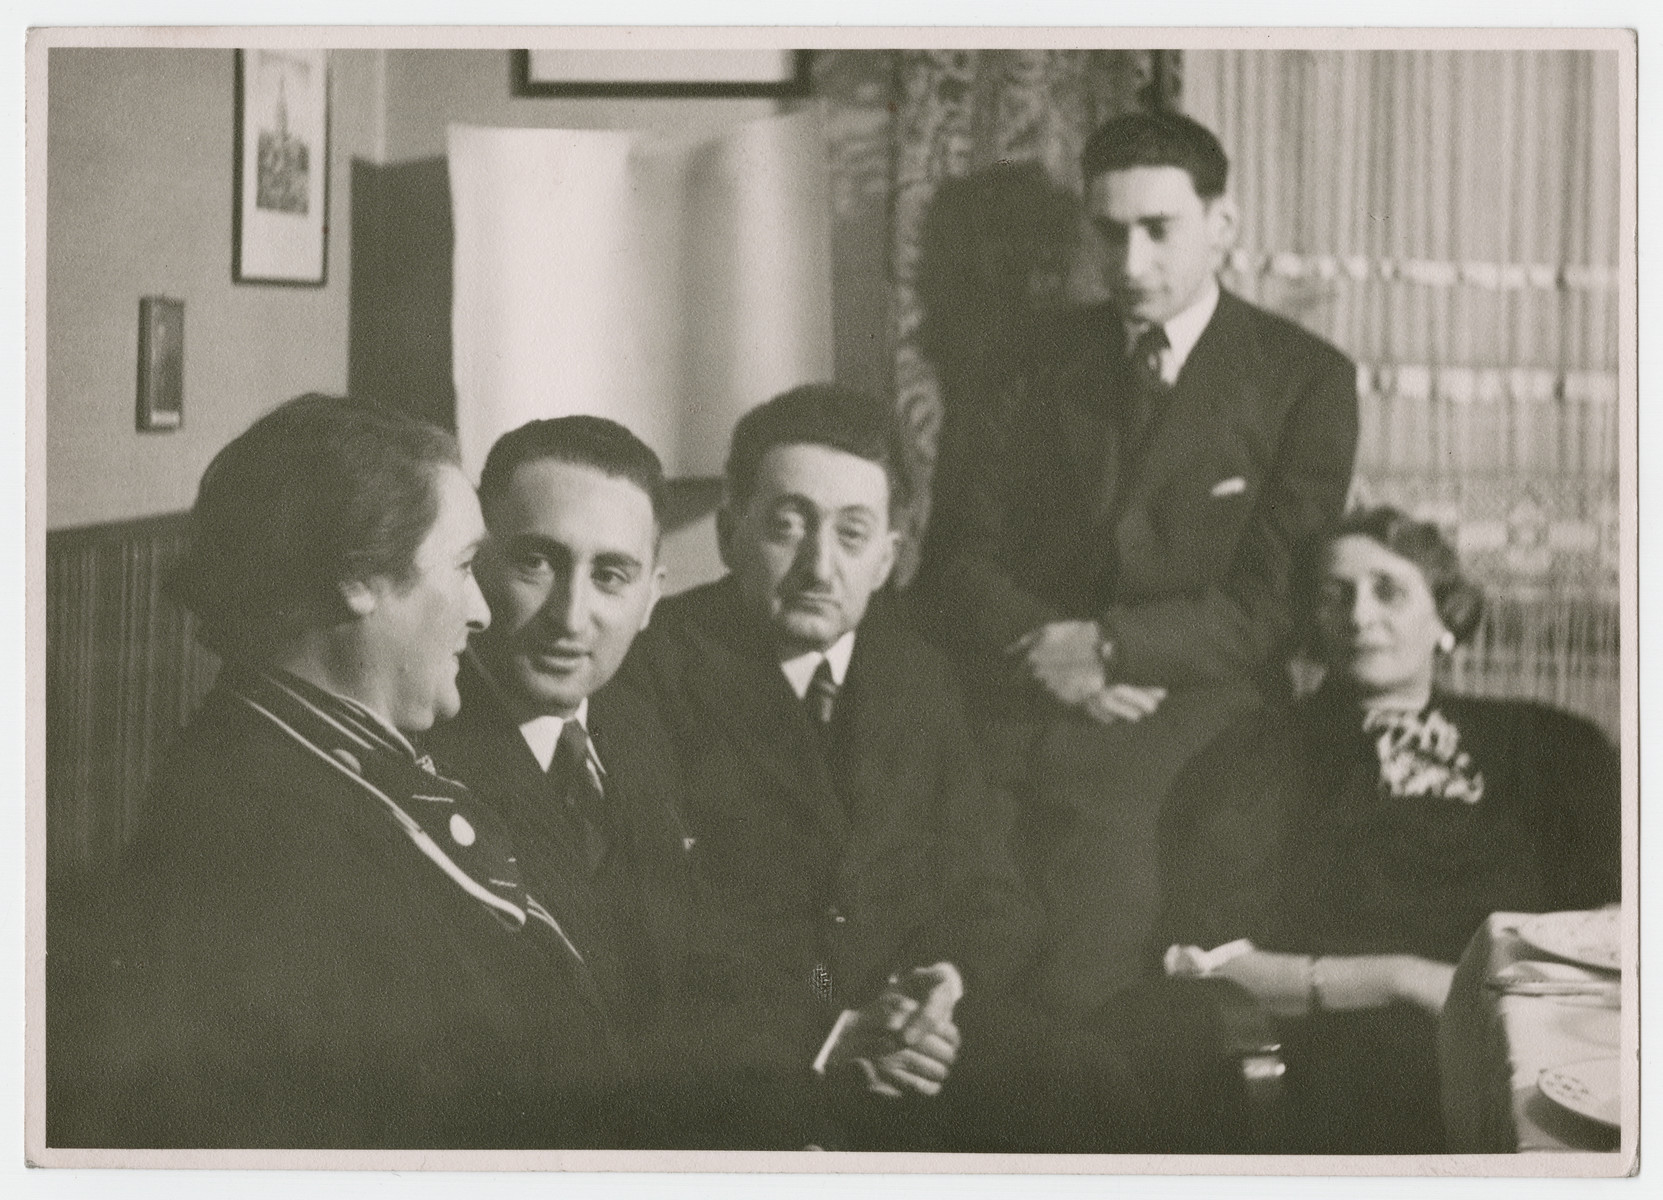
{"left": 1438, "top": 912, "right": 1621, "bottom": 1152}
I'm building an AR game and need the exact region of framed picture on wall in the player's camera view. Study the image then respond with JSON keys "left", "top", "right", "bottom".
{"left": 511, "top": 49, "right": 810, "bottom": 98}
{"left": 135, "top": 296, "right": 183, "bottom": 432}
{"left": 233, "top": 48, "right": 329, "bottom": 285}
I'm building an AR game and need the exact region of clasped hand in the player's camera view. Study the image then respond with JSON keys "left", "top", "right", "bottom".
{"left": 826, "top": 963, "right": 963, "bottom": 1098}
{"left": 1009, "top": 620, "right": 1166, "bottom": 724}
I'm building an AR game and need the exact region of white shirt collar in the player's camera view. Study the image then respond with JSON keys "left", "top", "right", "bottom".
{"left": 779, "top": 631, "right": 857, "bottom": 701}
{"left": 517, "top": 698, "right": 594, "bottom": 774}
{"left": 1126, "top": 277, "right": 1220, "bottom": 385}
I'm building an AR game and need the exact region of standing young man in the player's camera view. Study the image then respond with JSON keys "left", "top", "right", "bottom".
{"left": 917, "top": 110, "right": 1360, "bottom": 1014}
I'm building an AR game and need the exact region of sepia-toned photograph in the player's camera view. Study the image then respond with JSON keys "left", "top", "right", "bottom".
{"left": 23, "top": 24, "right": 1638, "bottom": 1182}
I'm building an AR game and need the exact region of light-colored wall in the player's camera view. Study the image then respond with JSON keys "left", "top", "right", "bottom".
{"left": 382, "top": 48, "right": 775, "bottom": 591}
{"left": 46, "top": 48, "right": 381, "bottom": 530}
{"left": 47, "top": 47, "right": 757, "bottom": 590}
{"left": 381, "top": 49, "right": 782, "bottom": 163}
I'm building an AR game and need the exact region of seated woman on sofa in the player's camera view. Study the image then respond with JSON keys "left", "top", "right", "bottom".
{"left": 1161, "top": 506, "right": 1620, "bottom": 1153}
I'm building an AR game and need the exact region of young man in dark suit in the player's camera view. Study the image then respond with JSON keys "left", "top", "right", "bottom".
{"left": 420, "top": 417, "right": 798, "bottom": 1147}
{"left": 916, "top": 111, "right": 1360, "bottom": 1015}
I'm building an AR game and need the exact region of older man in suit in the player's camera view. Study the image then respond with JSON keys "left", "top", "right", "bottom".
{"left": 622, "top": 386, "right": 1269, "bottom": 1153}
{"left": 622, "top": 385, "right": 1049, "bottom": 1145}
{"left": 917, "top": 110, "right": 1359, "bottom": 1015}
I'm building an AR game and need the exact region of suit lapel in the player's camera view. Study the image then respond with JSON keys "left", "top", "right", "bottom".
{"left": 451, "top": 656, "right": 554, "bottom": 796}
{"left": 1111, "top": 289, "right": 1265, "bottom": 534}
{"left": 683, "top": 584, "right": 851, "bottom": 851}
{"left": 831, "top": 611, "right": 909, "bottom": 848}
{"left": 434, "top": 656, "right": 611, "bottom": 1016}
{"left": 1043, "top": 304, "right": 1131, "bottom": 530}
{"left": 583, "top": 687, "right": 691, "bottom": 995}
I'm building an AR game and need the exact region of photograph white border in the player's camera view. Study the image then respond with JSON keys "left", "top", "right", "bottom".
{"left": 12, "top": 6, "right": 1651, "bottom": 1197}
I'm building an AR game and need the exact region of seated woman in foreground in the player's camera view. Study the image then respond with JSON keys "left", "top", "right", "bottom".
{"left": 1163, "top": 506, "right": 1620, "bottom": 1153}
{"left": 47, "top": 395, "right": 629, "bottom": 1149}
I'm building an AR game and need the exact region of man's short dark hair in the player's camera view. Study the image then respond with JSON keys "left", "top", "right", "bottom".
{"left": 1081, "top": 111, "right": 1230, "bottom": 200}
{"left": 477, "top": 415, "right": 667, "bottom": 528}
{"left": 169, "top": 393, "right": 460, "bottom": 659}
{"left": 725, "top": 384, "right": 913, "bottom": 518}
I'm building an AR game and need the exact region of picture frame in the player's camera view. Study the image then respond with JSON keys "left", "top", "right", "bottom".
{"left": 233, "top": 48, "right": 330, "bottom": 285}
{"left": 135, "top": 296, "right": 183, "bottom": 432}
{"left": 510, "top": 49, "right": 811, "bottom": 98}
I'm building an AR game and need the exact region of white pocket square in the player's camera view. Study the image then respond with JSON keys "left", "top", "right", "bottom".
{"left": 1210, "top": 476, "right": 1248, "bottom": 497}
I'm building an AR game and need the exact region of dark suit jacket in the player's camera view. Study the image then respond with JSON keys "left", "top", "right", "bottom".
{"left": 621, "top": 579, "right": 1042, "bottom": 1055}
{"left": 912, "top": 286, "right": 1358, "bottom": 1012}
{"left": 918, "top": 287, "right": 1359, "bottom": 690}
{"left": 47, "top": 683, "right": 623, "bottom": 1149}
{"left": 421, "top": 655, "right": 817, "bottom": 1148}
{"left": 420, "top": 655, "right": 695, "bottom": 1044}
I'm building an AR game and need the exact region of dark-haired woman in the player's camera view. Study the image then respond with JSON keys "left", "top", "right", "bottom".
{"left": 48, "top": 395, "right": 627, "bottom": 1149}
{"left": 1164, "top": 507, "right": 1619, "bottom": 1153}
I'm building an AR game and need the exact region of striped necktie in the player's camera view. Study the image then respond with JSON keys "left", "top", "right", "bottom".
{"left": 552, "top": 718, "right": 608, "bottom": 873}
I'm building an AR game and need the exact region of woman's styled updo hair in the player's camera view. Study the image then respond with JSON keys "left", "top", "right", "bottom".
{"left": 168, "top": 394, "right": 460, "bottom": 660}
{"left": 1298, "top": 506, "right": 1486, "bottom": 646}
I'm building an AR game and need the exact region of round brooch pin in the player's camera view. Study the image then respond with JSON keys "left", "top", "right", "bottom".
{"left": 449, "top": 813, "right": 477, "bottom": 847}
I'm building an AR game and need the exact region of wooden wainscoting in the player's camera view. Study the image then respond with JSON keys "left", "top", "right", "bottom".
{"left": 45, "top": 513, "right": 219, "bottom": 877}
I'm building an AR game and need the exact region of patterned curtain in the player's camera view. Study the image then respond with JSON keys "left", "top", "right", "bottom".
{"left": 1182, "top": 50, "right": 1622, "bottom": 737}
{"left": 812, "top": 49, "right": 1166, "bottom": 580}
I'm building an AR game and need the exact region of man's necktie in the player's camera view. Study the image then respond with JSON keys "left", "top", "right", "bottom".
{"left": 806, "top": 657, "right": 839, "bottom": 727}
{"left": 1130, "top": 323, "right": 1170, "bottom": 389}
{"left": 1125, "top": 323, "right": 1172, "bottom": 452}
{"left": 552, "top": 718, "right": 608, "bottom": 873}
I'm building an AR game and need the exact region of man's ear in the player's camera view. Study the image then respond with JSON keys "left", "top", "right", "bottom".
{"left": 1204, "top": 194, "right": 1240, "bottom": 256}
{"left": 873, "top": 527, "right": 901, "bottom": 591}
{"left": 715, "top": 505, "right": 739, "bottom": 572}
{"left": 338, "top": 578, "right": 380, "bottom": 618}
{"left": 640, "top": 562, "right": 668, "bottom": 630}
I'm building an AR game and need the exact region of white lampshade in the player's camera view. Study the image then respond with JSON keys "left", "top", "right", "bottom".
{"left": 447, "top": 110, "right": 833, "bottom": 480}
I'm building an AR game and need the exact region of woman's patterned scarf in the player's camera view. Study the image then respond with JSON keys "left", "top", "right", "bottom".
{"left": 225, "top": 666, "right": 587, "bottom": 963}
{"left": 1363, "top": 705, "right": 1487, "bottom": 805}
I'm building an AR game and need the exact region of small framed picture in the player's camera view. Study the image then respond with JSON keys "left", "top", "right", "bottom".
{"left": 511, "top": 49, "right": 810, "bottom": 98}
{"left": 136, "top": 297, "right": 183, "bottom": 432}
{"left": 233, "top": 49, "right": 330, "bottom": 285}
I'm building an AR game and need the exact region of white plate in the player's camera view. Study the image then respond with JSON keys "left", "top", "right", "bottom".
{"left": 1516, "top": 909, "right": 1621, "bottom": 973}
{"left": 1538, "top": 1057, "right": 1620, "bottom": 1128}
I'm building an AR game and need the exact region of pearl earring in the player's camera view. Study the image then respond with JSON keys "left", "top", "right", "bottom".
{"left": 1437, "top": 630, "right": 1456, "bottom": 654}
